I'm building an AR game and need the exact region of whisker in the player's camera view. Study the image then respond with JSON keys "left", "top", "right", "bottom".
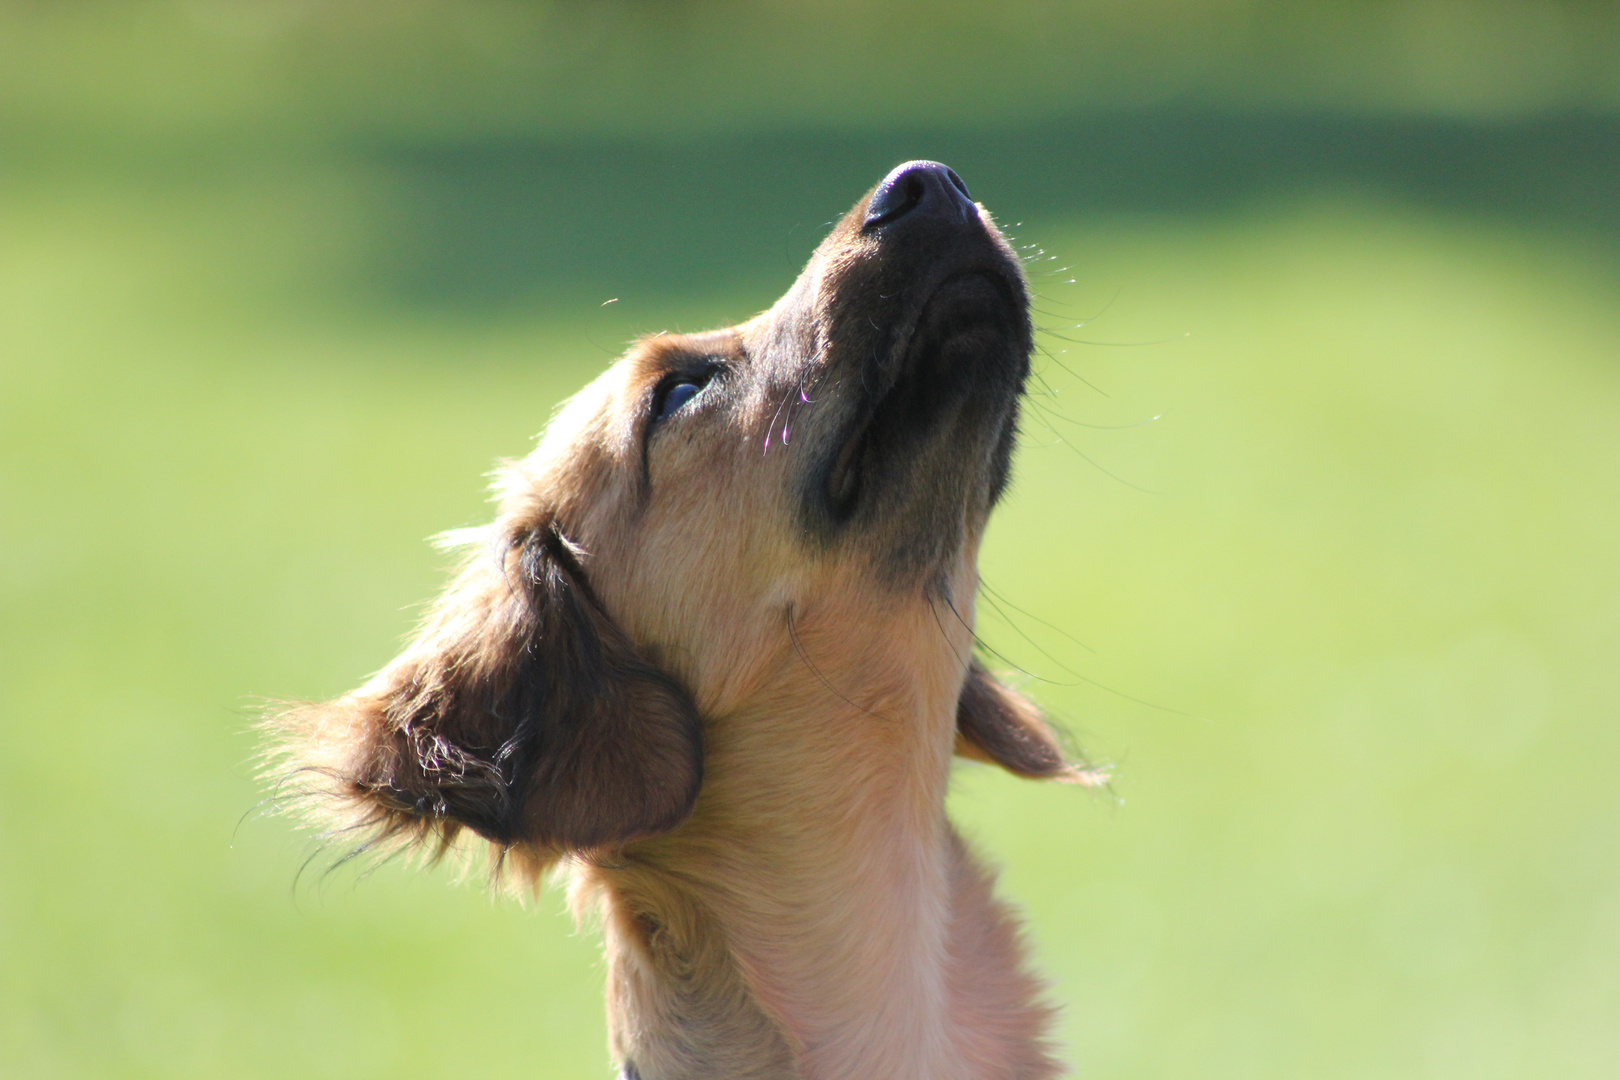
{"left": 1039, "top": 411, "right": 1163, "bottom": 431}
{"left": 1023, "top": 399, "right": 1162, "bottom": 494}
{"left": 1033, "top": 342, "right": 1110, "bottom": 397}
{"left": 1041, "top": 329, "right": 1190, "bottom": 348}
{"left": 980, "top": 579, "right": 1096, "bottom": 655}
{"left": 932, "top": 589, "right": 1063, "bottom": 687}
{"left": 977, "top": 591, "right": 1094, "bottom": 677}
{"left": 786, "top": 604, "right": 883, "bottom": 719}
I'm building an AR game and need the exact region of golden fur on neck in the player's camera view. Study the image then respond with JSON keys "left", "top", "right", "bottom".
{"left": 582, "top": 560, "right": 1065, "bottom": 1079}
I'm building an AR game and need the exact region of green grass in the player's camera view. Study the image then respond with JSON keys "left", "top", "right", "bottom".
{"left": 2, "top": 174, "right": 1617, "bottom": 1078}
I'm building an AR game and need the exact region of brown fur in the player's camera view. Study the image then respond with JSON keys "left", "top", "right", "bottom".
{"left": 267, "top": 161, "right": 1100, "bottom": 1079}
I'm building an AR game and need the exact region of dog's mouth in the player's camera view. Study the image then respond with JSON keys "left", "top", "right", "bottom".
{"left": 823, "top": 268, "right": 1027, "bottom": 519}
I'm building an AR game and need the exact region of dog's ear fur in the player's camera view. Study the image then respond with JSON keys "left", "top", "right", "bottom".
{"left": 954, "top": 660, "right": 1090, "bottom": 782}
{"left": 270, "top": 523, "right": 703, "bottom": 865}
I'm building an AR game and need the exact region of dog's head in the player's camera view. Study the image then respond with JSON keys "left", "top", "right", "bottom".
{"left": 272, "top": 162, "right": 1084, "bottom": 871}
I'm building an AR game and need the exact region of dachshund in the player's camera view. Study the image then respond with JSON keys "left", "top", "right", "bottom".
{"left": 270, "top": 161, "right": 1096, "bottom": 1080}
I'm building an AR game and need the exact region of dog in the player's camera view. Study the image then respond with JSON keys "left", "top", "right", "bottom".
{"left": 270, "top": 161, "right": 1097, "bottom": 1080}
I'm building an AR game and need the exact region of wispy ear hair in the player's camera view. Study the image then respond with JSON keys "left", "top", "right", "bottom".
{"left": 265, "top": 520, "right": 704, "bottom": 885}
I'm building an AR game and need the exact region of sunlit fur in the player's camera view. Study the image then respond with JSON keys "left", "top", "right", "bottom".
{"left": 267, "top": 163, "right": 1100, "bottom": 1079}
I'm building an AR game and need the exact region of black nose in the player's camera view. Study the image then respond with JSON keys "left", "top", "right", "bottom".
{"left": 863, "top": 161, "right": 975, "bottom": 230}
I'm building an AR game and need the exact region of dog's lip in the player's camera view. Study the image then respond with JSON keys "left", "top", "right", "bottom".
{"left": 823, "top": 266, "right": 1024, "bottom": 512}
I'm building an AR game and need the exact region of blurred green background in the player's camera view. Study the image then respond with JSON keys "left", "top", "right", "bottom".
{"left": 3, "top": 2, "right": 1618, "bottom": 1077}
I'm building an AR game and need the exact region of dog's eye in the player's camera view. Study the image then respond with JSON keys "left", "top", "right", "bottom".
{"left": 653, "top": 377, "right": 708, "bottom": 425}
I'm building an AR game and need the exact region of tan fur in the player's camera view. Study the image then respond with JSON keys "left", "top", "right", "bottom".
{"left": 267, "top": 162, "right": 1099, "bottom": 1079}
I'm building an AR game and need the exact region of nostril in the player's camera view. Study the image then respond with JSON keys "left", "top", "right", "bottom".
{"left": 864, "top": 171, "right": 926, "bottom": 228}
{"left": 863, "top": 160, "right": 975, "bottom": 231}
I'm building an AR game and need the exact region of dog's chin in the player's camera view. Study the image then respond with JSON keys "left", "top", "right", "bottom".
{"left": 823, "top": 269, "right": 1029, "bottom": 522}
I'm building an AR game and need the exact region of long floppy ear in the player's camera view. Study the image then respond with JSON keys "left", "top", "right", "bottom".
{"left": 954, "top": 659, "right": 1097, "bottom": 783}
{"left": 269, "top": 523, "right": 703, "bottom": 863}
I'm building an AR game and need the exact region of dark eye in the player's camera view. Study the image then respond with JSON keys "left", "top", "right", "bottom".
{"left": 654, "top": 377, "right": 707, "bottom": 424}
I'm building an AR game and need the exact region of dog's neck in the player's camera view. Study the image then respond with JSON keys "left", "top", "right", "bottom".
{"left": 577, "top": 586, "right": 1057, "bottom": 1080}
